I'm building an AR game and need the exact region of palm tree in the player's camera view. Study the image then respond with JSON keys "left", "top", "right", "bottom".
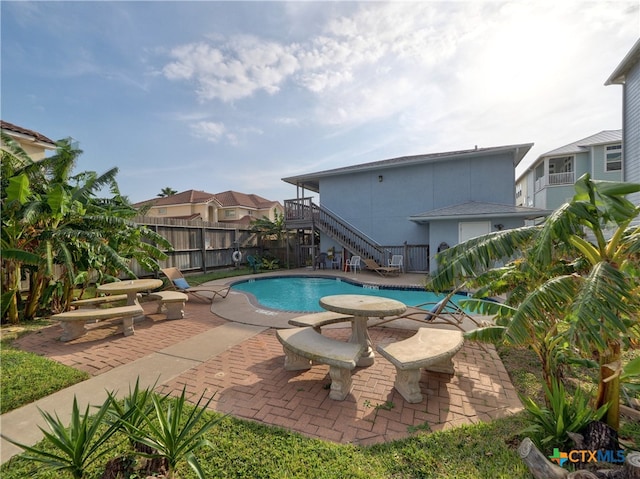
{"left": 429, "top": 174, "right": 640, "bottom": 429}
{"left": 157, "top": 187, "right": 177, "bottom": 198}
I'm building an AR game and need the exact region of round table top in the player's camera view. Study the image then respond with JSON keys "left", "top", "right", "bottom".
{"left": 319, "top": 294, "right": 407, "bottom": 317}
{"left": 97, "top": 278, "right": 163, "bottom": 294}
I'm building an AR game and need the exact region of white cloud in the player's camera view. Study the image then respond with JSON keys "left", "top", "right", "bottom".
{"left": 190, "top": 121, "right": 227, "bottom": 143}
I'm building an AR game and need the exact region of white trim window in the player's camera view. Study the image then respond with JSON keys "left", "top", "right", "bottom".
{"left": 605, "top": 144, "right": 622, "bottom": 172}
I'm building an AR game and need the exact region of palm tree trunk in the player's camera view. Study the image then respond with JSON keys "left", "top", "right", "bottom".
{"left": 595, "top": 340, "right": 621, "bottom": 430}
{"left": 24, "top": 269, "right": 47, "bottom": 320}
{"left": 3, "top": 261, "right": 21, "bottom": 324}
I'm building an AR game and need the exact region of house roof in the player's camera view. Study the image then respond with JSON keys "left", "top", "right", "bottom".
{"left": 282, "top": 143, "right": 533, "bottom": 193}
{"left": 133, "top": 189, "right": 221, "bottom": 208}
{"left": 409, "top": 201, "right": 550, "bottom": 223}
{"left": 214, "top": 190, "right": 281, "bottom": 210}
{"left": 537, "top": 130, "right": 622, "bottom": 159}
{"left": 606, "top": 38, "right": 640, "bottom": 85}
{"left": 1, "top": 120, "right": 56, "bottom": 148}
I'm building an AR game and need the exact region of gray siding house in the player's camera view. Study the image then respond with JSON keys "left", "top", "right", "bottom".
{"left": 283, "top": 144, "right": 548, "bottom": 272}
{"left": 516, "top": 130, "right": 623, "bottom": 211}
{"left": 606, "top": 38, "right": 640, "bottom": 214}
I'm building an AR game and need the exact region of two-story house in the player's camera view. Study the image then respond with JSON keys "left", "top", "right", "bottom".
{"left": 134, "top": 189, "right": 283, "bottom": 225}
{"left": 1, "top": 120, "right": 56, "bottom": 160}
{"left": 606, "top": 37, "right": 640, "bottom": 214}
{"left": 516, "top": 130, "right": 623, "bottom": 211}
{"left": 283, "top": 144, "right": 548, "bottom": 272}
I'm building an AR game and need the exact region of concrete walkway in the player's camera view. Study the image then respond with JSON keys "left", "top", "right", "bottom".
{"left": 1, "top": 269, "right": 522, "bottom": 465}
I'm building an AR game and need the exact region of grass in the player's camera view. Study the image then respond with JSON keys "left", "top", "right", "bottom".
{"left": 0, "top": 321, "right": 89, "bottom": 414}
{"left": 1, "top": 269, "right": 638, "bottom": 478}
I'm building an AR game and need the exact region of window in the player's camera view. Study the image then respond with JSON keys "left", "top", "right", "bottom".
{"left": 224, "top": 209, "right": 236, "bottom": 218}
{"left": 605, "top": 144, "right": 622, "bottom": 172}
{"left": 158, "top": 207, "right": 167, "bottom": 215}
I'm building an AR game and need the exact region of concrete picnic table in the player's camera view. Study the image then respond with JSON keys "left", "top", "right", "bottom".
{"left": 97, "top": 279, "right": 163, "bottom": 306}
{"left": 319, "top": 294, "right": 407, "bottom": 367}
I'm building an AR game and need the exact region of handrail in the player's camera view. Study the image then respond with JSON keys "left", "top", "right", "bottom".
{"left": 284, "top": 198, "right": 388, "bottom": 262}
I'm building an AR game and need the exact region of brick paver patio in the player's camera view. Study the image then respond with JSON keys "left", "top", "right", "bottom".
{"left": 15, "top": 298, "right": 522, "bottom": 445}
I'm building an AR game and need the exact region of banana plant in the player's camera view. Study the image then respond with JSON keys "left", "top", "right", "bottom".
{"left": 429, "top": 174, "right": 640, "bottom": 430}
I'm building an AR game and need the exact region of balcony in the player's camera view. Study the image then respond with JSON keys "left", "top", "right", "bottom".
{"left": 535, "top": 172, "right": 575, "bottom": 191}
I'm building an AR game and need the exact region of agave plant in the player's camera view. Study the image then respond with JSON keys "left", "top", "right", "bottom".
{"left": 2, "top": 395, "right": 121, "bottom": 479}
{"left": 124, "top": 386, "right": 224, "bottom": 479}
{"left": 106, "top": 377, "right": 160, "bottom": 451}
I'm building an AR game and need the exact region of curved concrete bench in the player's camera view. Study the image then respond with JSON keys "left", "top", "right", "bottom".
{"left": 287, "top": 311, "right": 353, "bottom": 332}
{"left": 376, "top": 328, "right": 464, "bottom": 403}
{"left": 149, "top": 291, "right": 188, "bottom": 319}
{"left": 276, "top": 327, "right": 364, "bottom": 400}
{"left": 53, "top": 304, "right": 144, "bottom": 342}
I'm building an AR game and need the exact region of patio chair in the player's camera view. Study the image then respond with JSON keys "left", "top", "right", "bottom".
{"left": 315, "top": 252, "right": 328, "bottom": 269}
{"left": 161, "top": 267, "right": 230, "bottom": 303}
{"left": 362, "top": 258, "right": 400, "bottom": 277}
{"left": 247, "top": 255, "right": 262, "bottom": 273}
{"left": 345, "top": 255, "right": 361, "bottom": 273}
{"left": 388, "top": 255, "right": 404, "bottom": 273}
{"left": 372, "top": 293, "right": 492, "bottom": 333}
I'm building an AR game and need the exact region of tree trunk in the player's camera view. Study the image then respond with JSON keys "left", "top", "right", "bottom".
{"left": 24, "top": 269, "right": 46, "bottom": 320}
{"left": 518, "top": 437, "right": 568, "bottom": 479}
{"left": 596, "top": 340, "right": 621, "bottom": 430}
{"left": 625, "top": 452, "right": 640, "bottom": 479}
{"left": 3, "top": 260, "right": 21, "bottom": 324}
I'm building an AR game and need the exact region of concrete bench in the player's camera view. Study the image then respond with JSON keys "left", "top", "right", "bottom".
{"left": 376, "top": 328, "right": 464, "bottom": 403}
{"left": 276, "top": 327, "right": 364, "bottom": 400}
{"left": 287, "top": 311, "right": 353, "bottom": 332}
{"left": 71, "top": 294, "right": 129, "bottom": 309}
{"left": 149, "top": 291, "right": 188, "bottom": 319}
{"left": 52, "top": 304, "right": 144, "bottom": 342}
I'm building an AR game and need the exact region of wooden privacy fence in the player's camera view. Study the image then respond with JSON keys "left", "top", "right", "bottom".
{"left": 131, "top": 216, "right": 430, "bottom": 276}
{"left": 132, "top": 216, "right": 260, "bottom": 276}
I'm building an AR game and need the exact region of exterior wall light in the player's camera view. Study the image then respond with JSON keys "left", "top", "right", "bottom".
{"left": 378, "top": 175, "right": 383, "bottom": 182}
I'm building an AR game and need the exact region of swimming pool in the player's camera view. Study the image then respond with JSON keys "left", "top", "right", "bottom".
{"left": 231, "top": 276, "right": 468, "bottom": 313}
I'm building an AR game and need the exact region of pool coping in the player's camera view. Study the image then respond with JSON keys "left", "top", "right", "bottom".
{"left": 208, "top": 268, "right": 471, "bottom": 330}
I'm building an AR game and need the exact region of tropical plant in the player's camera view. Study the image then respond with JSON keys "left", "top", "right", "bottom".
{"left": 1, "top": 395, "right": 121, "bottom": 479}
{"left": 157, "top": 187, "right": 177, "bottom": 198}
{"left": 519, "top": 379, "right": 609, "bottom": 449}
{"left": 124, "top": 387, "right": 224, "bottom": 479}
{"left": 1, "top": 137, "right": 172, "bottom": 323}
{"left": 106, "top": 378, "right": 159, "bottom": 450}
{"left": 429, "top": 174, "right": 640, "bottom": 430}
{"left": 250, "top": 209, "right": 286, "bottom": 244}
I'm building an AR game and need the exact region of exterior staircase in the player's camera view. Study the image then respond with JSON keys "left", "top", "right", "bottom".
{"left": 284, "top": 198, "right": 388, "bottom": 264}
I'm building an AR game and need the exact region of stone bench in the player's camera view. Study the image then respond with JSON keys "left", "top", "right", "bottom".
{"left": 52, "top": 304, "right": 144, "bottom": 342}
{"left": 287, "top": 311, "right": 353, "bottom": 332}
{"left": 71, "top": 294, "right": 130, "bottom": 309}
{"left": 376, "top": 328, "right": 464, "bottom": 403}
{"left": 276, "top": 327, "right": 364, "bottom": 400}
{"left": 149, "top": 291, "right": 188, "bottom": 319}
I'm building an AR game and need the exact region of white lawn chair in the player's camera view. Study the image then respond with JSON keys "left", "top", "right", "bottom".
{"left": 389, "top": 255, "right": 404, "bottom": 273}
{"left": 345, "top": 255, "right": 361, "bottom": 274}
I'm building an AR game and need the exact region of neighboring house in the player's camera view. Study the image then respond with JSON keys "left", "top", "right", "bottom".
{"left": 134, "top": 189, "right": 283, "bottom": 225}
{"left": 1, "top": 120, "right": 56, "bottom": 160}
{"left": 282, "top": 144, "right": 548, "bottom": 272}
{"left": 606, "top": 37, "right": 640, "bottom": 214}
{"left": 516, "top": 130, "right": 623, "bottom": 211}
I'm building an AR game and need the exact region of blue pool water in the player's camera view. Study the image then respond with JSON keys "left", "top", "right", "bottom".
{"left": 231, "top": 276, "right": 467, "bottom": 313}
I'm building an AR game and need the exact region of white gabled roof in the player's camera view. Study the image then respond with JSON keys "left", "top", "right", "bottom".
{"left": 606, "top": 38, "right": 640, "bottom": 85}
{"left": 539, "top": 130, "right": 622, "bottom": 158}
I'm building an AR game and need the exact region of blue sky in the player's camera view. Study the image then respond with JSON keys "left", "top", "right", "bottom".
{"left": 2, "top": 1, "right": 638, "bottom": 205}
